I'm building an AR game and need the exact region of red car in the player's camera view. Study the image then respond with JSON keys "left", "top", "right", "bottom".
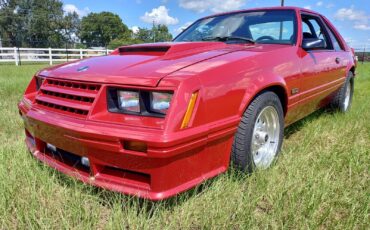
{"left": 19, "top": 7, "right": 356, "bottom": 200}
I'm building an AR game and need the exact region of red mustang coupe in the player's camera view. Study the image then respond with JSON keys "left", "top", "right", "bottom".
{"left": 19, "top": 7, "right": 356, "bottom": 200}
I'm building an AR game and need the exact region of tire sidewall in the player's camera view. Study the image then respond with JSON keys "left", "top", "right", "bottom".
{"left": 240, "top": 92, "right": 284, "bottom": 172}
{"left": 340, "top": 72, "right": 354, "bottom": 112}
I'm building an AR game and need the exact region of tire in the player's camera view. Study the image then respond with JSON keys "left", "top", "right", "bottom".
{"left": 231, "top": 91, "right": 284, "bottom": 173}
{"left": 330, "top": 71, "right": 354, "bottom": 113}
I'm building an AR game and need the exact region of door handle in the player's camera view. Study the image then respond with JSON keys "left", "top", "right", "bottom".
{"left": 335, "top": 57, "right": 341, "bottom": 64}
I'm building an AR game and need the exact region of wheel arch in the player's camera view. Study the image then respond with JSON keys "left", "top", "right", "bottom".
{"left": 239, "top": 83, "right": 289, "bottom": 118}
{"left": 261, "top": 85, "right": 288, "bottom": 116}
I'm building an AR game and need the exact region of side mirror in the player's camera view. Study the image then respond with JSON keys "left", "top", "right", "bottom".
{"left": 302, "top": 38, "right": 326, "bottom": 50}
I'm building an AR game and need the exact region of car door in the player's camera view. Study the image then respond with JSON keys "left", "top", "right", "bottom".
{"left": 324, "top": 20, "right": 349, "bottom": 84}
{"left": 298, "top": 13, "right": 345, "bottom": 115}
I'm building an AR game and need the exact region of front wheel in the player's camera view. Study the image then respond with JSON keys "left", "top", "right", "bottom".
{"left": 231, "top": 91, "right": 284, "bottom": 173}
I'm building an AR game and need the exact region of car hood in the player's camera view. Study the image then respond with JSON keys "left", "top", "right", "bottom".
{"left": 37, "top": 42, "right": 280, "bottom": 87}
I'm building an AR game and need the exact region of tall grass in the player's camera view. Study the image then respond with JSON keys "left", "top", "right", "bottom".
{"left": 0, "top": 64, "right": 369, "bottom": 229}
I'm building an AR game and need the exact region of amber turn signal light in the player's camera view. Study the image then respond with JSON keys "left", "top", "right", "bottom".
{"left": 181, "top": 91, "right": 198, "bottom": 129}
{"left": 123, "top": 141, "right": 148, "bottom": 153}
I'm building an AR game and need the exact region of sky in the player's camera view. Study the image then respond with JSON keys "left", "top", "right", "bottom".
{"left": 62, "top": 0, "right": 370, "bottom": 48}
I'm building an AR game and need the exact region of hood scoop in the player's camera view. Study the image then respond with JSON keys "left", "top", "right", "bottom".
{"left": 119, "top": 46, "right": 170, "bottom": 56}
{"left": 116, "top": 42, "right": 228, "bottom": 57}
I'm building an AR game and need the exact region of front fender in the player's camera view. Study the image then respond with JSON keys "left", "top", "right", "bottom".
{"left": 164, "top": 45, "right": 298, "bottom": 132}
{"left": 237, "top": 77, "right": 288, "bottom": 116}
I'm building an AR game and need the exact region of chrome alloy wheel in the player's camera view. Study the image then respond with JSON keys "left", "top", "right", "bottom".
{"left": 251, "top": 106, "right": 280, "bottom": 169}
{"left": 343, "top": 82, "right": 351, "bottom": 111}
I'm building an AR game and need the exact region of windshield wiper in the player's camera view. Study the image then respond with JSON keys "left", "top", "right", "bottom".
{"left": 202, "top": 36, "right": 256, "bottom": 44}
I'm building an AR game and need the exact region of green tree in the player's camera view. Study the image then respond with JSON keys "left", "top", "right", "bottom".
{"left": 107, "top": 29, "right": 140, "bottom": 49}
{"left": 0, "top": 0, "right": 29, "bottom": 46}
{"left": 108, "top": 24, "right": 174, "bottom": 49}
{"left": 27, "top": 0, "right": 65, "bottom": 47}
{"left": 108, "top": 37, "right": 142, "bottom": 49}
{"left": 134, "top": 25, "right": 172, "bottom": 43}
{"left": 0, "top": 1, "right": 172, "bottom": 48}
{"left": 135, "top": 27, "right": 152, "bottom": 43}
{"left": 79, "top": 12, "right": 128, "bottom": 47}
{"left": 153, "top": 24, "right": 172, "bottom": 42}
{"left": 0, "top": 0, "right": 72, "bottom": 47}
{"left": 62, "top": 11, "right": 80, "bottom": 45}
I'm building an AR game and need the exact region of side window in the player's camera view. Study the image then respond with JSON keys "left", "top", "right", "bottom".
{"left": 327, "top": 27, "right": 344, "bottom": 51}
{"left": 302, "top": 22, "right": 311, "bottom": 34}
{"left": 308, "top": 19, "right": 327, "bottom": 41}
{"left": 301, "top": 15, "right": 333, "bottom": 50}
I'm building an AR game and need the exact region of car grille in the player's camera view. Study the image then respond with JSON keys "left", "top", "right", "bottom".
{"left": 35, "top": 78, "right": 101, "bottom": 118}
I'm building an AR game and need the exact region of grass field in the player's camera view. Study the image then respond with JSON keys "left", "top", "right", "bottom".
{"left": 0, "top": 63, "right": 369, "bottom": 229}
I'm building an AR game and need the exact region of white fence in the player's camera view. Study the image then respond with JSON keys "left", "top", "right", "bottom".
{"left": 0, "top": 47, "right": 113, "bottom": 65}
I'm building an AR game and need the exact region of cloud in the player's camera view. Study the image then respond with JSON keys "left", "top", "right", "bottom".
{"left": 63, "top": 4, "right": 90, "bottom": 17}
{"left": 335, "top": 6, "right": 370, "bottom": 31}
{"left": 179, "top": 0, "right": 247, "bottom": 13}
{"left": 175, "top": 21, "right": 193, "bottom": 34}
{"left": 313, "top": 1, "right": 334, "bottom": 9}
{"left": 335, "top": 7, "right": 368, "bottom": 22}
{"left": 303, "top": 5, "right": 312, "bottom": 10}
{"left": 354, "top": 24, "right": 370, "bottom": 31}
{"left": 140, "top": 6, "right": 179, "bottom": 25}
{"left": 130, "top": 26, "right": 140, "bottom": 34}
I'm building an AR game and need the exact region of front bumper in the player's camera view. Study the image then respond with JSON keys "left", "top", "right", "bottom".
{"left": 19, "top": 101, "right": 237, "bottom": 200}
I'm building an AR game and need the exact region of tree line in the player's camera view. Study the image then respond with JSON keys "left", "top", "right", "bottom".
{"left": 0, "top": 0, "right": 173, "bottom": 49}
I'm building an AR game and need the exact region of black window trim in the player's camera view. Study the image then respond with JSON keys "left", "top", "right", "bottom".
{"left": 300, "top": 12, "right": 335, "bottom": 52}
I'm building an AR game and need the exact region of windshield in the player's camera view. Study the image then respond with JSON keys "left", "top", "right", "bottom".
{"left": 174, "top": 10, "right": 297, "bottom": 45}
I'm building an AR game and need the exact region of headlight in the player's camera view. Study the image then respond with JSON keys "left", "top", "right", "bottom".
{"left": 108, "top": 88, "right": 173, "bottom": 117}
{"left": 150, "top": 92, "right": 173, "bottom": 114}
{"left": 117, "top": 90, "right": 140, "bottom": 113}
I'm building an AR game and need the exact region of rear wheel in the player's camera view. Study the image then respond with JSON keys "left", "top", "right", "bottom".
{"left": 330, "top": 72, "right": 354, "bottom": 112}
{"left": 231, "top": 91, "right": 284, "bottom": 173}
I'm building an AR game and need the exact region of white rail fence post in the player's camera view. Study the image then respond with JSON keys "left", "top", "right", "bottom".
{"left": 49, "top": 47, "right": 52, "bottom": 65}
{"left": 14, "top": 47, "right": 19, "bottom": 66}
{"left": 79, "top": 48, "right": 83, "bottom": 59}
